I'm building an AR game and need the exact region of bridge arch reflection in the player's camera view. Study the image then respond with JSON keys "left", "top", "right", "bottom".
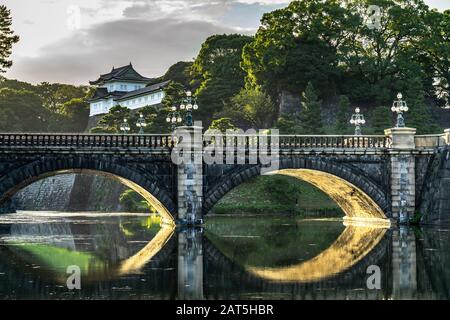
{"left": 0, "top": 213, "right": 176, "bottom": 283}
{"left": 246, "top": 223, "right": 387, "bottom": 282}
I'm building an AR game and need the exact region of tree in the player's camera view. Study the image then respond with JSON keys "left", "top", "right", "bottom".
{"left": 370, "top": 106, "right": 392, "bottom": 134}
{"left": 336, "top": 95, "right": 350, "bottom": 134}
{"left": 192, "top": 34, "right": 253, "bottom": 125}
{"left": 161, "top": 61, "right": 193, "bottom": 87}
{"left": 119, "top": 190, "right": 150, "bottom": 213}
{"left": 0, "top": 78, "right": 35, "bottom": 91}
{"left": 242, "top": 0, "right": 354, "bottom": 101}
{"left": 419, "top": 9, "right": 450, "bottom": 106}
{"left": 37, "top": 82, "right": 87, "bottom": 113}
{"left": 161, "top": 81, "right": 186, "bottom": 109}
{"left": 299, "top": 82, "right": 324, "bottom": 134}
{"left": 0, "top": 88, "right": 48, "bottom": 132}
{"left": 59, "top": 98, "right": 90, "bottom": 132}
{"left": 0, "top": 5, "right": 19, "bottom": 73}
{"left": 98, "top": 105, "right": 131, "bottom": 132}
{"left": 223, "top": 88, "right": 277, "bottom": 129}
{"left": 208, "top": 118, "right": 237, "bottom": 133}
{"left": 261, "top": 175, "right": 301, "bottom": 205}
{"left": 340, "top": 0, "right": 431, "bottom": 104}
{"left": 275, "top": 117, "right": 297, "bottom": 134}
{"left": 403, "top": 77, "right": 441, "bottom": 134}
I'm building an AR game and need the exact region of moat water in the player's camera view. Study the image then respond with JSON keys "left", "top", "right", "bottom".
{"left": 0, "top": 211, "right": 448, "bottom": 300}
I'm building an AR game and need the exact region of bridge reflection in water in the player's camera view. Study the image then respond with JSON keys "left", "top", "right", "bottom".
{"left": 0, "top": 213, "right": 448, "bottom": 300}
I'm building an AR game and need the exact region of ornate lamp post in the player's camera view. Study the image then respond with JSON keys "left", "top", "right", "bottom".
{"left": 120, "top": 118, "right": 130, "bottom": 134}
{"left": 179, "top": 91, "right": 199, "bottom": 127}
{"left": 166, "top": 106, "right": 182, "bottom": 131}
{"left": 391, "top": 93, "right": 409, "bottom": 128}
{"left": 136, "top": 113, "right": 147, "bottom": 134}
{"left": 350, "top": 107, "right": 366, "bottom": 135}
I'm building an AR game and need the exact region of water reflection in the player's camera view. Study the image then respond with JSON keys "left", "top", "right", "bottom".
{"left": 0, "top": 212, "right": 449, "bottom": 299}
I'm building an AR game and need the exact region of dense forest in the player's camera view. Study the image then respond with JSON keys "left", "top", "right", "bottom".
{"left": 1, "top": 0, "right": 450, "bottom": 135}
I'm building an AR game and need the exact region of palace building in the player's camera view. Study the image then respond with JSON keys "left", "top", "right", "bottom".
{"left": 88, "top": 63, "right": 169, "bottom": 117}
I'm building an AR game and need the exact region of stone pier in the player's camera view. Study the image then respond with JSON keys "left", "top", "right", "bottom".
{"left": 175, "top": 126, "right": 204, "bottom": 225}
{"left": 177, "top": 229, "right": 204, "bottom": 300}
{"left": 391, "top": 227, "right": 417, "bottom": 299}
{"left": 385, "top": 128, "right": 417, "bottom": 224}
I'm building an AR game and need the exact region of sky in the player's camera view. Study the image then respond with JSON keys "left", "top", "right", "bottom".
{"left": 2, "top": 0, "right": 449, "bottom": 85}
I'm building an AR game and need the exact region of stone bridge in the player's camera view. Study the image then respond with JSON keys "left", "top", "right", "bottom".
{"left": 1, "top": 126, "right": 449, "bottom": 225}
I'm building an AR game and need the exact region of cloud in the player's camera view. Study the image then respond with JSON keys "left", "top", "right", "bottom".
{"left": 8, "top": 18, "right": 242, "bottom": 84}
{"left": 122, "top": 0, "right": 235, "bottom": 21}
{"left": 121, "top": 0, "right": 288, "bottom": 22}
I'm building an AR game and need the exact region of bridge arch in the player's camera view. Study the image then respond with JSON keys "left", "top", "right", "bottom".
{"left": 203, "top": 158, "right": 390, "bottom": 222}
{"left": 0, "top": 156, "right": 176, "bottom": 223}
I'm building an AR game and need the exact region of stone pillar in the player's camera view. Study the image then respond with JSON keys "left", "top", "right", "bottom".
{"left": 443, "top": 129, "right": 450, "bottom": 145}
{"left": 177, "top": 228, "right": 204, "bottom": 300}
{"left": 391, "top": 227, "right": 417, "bottom": 299}
{"left": 385, "top": 128, "right": 416, "bottom": 224}
{"left": 174, "top": 126, "right": 203, "bottom": 225}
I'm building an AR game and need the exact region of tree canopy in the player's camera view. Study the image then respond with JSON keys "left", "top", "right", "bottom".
{"left": 192, "top": 34, "right": 253, "bottom": 125}
{"left": 0, "top": 5, "right": 19, "bottom": 73}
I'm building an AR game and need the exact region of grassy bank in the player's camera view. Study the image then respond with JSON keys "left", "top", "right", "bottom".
{"left": 213, "top": 174, "right": 343, "bottom": 217}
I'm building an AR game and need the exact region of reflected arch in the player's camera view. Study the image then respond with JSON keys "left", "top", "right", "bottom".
{"left": 0, "top": 156, "right": 176, "bottom": 223}
{"left": 0, "top": 219, "right": 176, "bottom": 284}
{"left": 203, "top": 158, "right": 390, "bottom": 222}
{"left": 204, "top": 222, "right": 389, "bottom": 285}
{"left": 246, "top": 223, "right": 387, "bottom": 282}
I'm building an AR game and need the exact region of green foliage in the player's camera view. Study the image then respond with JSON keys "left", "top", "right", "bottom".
{"left": 0, "top": 78, "right": 34, "bottom": 91}
{"left": 192, "top": 34, "right": 253, "bottom": 124}
{"left": 142, "top": 105, "right": 172, "bottom": 133}
{"left": 241, "top": 0, "right": 449, "bottom": 123}
{"left": 275, "top": 117, "right": 297, "bottom": 134}
{"left": 0, "top": 79, "right": 89, "bottom": 132}
{"left": 161, "top": 61, "right": 192, "bottom": 87}
{"left": 3, "top": 1, "right": 450, "bottom": 135}
{"left": 98, "top": 105, "right": 130, "bottom": 132}
{"left": 37, "top": 82, "right": 87, "bottom": 113}
{"left": 261, "top": 175, "right": 301, "bottom": 204}
{"left": 370, "top": 105, "right": 393, "bottom": 134}
{"left": 222, "top": 88, "right": 277, "bottom": 129}
{"left": 208, "top": 118, "right": 237, "bottom": 133}
{"left": 58, "top": 98, "right": 89, "bottom": 132}
{"left": 214, "top": 174, "right": 340, "bottom": 215}
{"left": 0, "top": 5, "right": 19, "bottom": 73}
{"left": 119, "top": 189, "right": 151, "bottom": 213}
{"left": 336, "top": 95, "right": 350, "bottom": 134}
{"left": 242, "top": 0, "right": 352, "bottom": 100}
{"left": 403, "top": 77, "right": 441, "bottom": 134}
{"left": 419, "top": 9, "right": 450, "bottom": 106}
{"left": 299, "top": 82, "right": 324, "bottom": 134}
{"left": 0, "top": 88, "right": 48, "bottom": 132}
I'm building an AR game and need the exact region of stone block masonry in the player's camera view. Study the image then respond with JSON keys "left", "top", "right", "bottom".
{"left": 389, "top": 155, "right": 415, "bottom": 223}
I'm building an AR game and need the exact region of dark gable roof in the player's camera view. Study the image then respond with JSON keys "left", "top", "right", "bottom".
{"left": 87, "top": 88, "right": 127, "bottom": 102}
{"left": 116, "top": 80, "right": 171, "bottom": 101}
{"left": 89, "top": 63, "right": 152, "bottom": 85}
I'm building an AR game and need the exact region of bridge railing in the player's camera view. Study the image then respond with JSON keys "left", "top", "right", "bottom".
{"left": 415, "top": 134, "right": 446, "bottom": 149}
{"left": 0, "top": 133, "right": 175, "bottom": 149}
{"left": 204, "top": 134, "right": 390, "bottom": 150}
